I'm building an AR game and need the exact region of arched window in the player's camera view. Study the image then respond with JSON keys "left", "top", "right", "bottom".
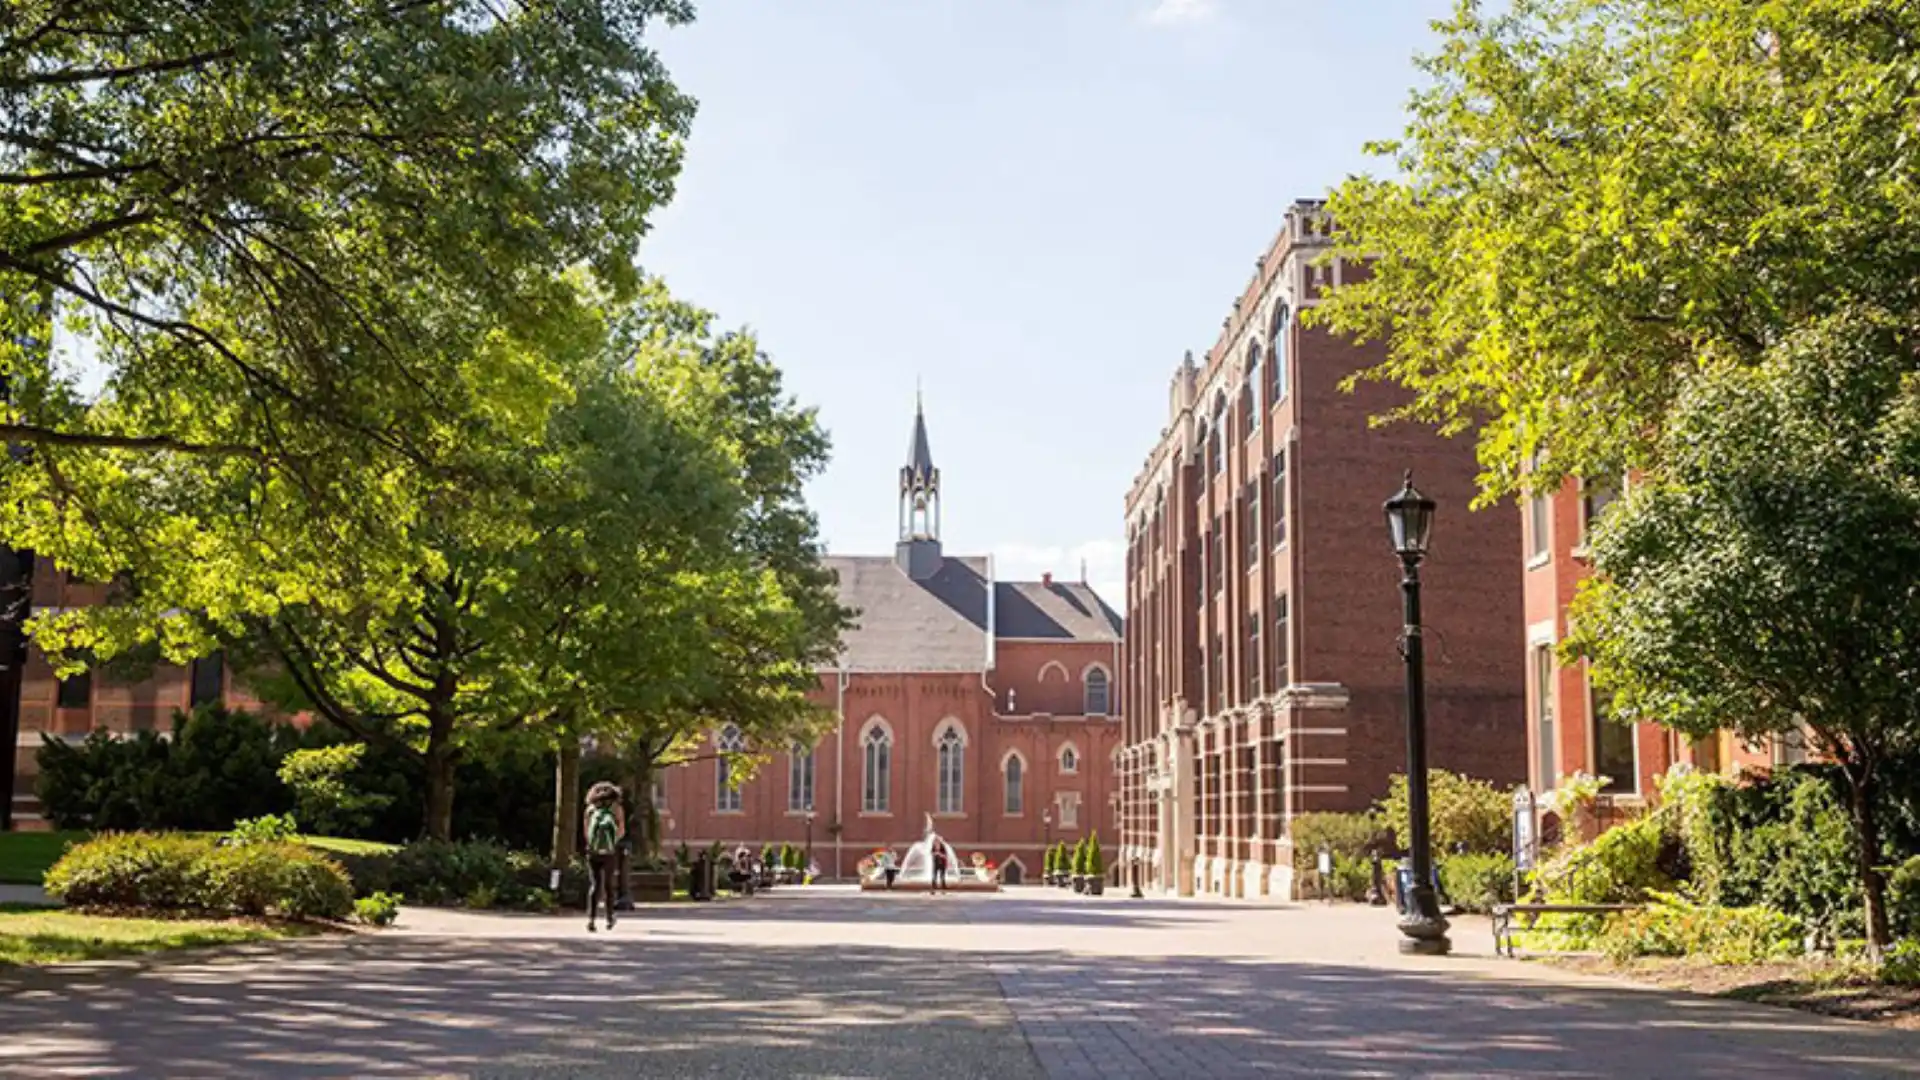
{"left": 1059, "top": 743, "right": 1080, "bottom": 775}
{"left": 1244, "top": 341, "right": 1261, "bottom": 433}
{"left": 1269, "top": 303, "right": 1291, "bottom": 403}
{"left": 936, "top": 724, "right": 965, "bottom": 814}
{"left": 715, "top": 723, "right": 745, "bottom": 812}
{"left": 1004, "top": 753, "right": 1025, "bottom": 815}
{"left": 862, "top": 722, "right": 892, "bottom": 813}
{"left": 1084, "top": 667, "right": 1111, "bottom": 716}
{"left": 1212, "top": 399, "right": 1228, "bottom": 475}
{"left": 788, "top": 742, "right": 815, "bottom": 812}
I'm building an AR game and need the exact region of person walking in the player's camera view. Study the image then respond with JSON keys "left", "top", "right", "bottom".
{"left": 930, "top": 835, "right": 949, "bottom": 894}
{"left": 880, "top": 849, "right": 899, "bottom": 890}
{"left": 583, "top": 781, "right": 626, "bottom": 932}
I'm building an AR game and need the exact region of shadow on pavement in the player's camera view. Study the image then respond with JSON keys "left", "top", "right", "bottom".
{"left": 0, "top": 928, "right": 1913, "bottom": 1079}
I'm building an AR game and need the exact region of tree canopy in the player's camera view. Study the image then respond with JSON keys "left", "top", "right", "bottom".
{"left": 1566, "top": 312, "right": 1920, "bottom": 951}
{"left": 0, "top": 0, "right": 697, "bottom": 584}
{"left": 1309, "top": 0, "right": 1920, "bottom": 500}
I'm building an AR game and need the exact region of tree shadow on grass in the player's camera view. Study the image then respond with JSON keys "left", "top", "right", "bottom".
{"left": 0, "top": 932, "right": 1915, "bottom": 1079}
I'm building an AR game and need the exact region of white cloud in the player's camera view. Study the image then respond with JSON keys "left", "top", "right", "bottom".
{"left": 991, "top": 539, "right": 1125, "bottom": 611}
{"left": 1142, "top": 0, "right": 1217, "bottom": 27}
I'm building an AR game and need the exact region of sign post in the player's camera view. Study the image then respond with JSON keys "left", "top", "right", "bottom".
{"left": 1511, "top": 787, "right": 1538, "bottom": 896}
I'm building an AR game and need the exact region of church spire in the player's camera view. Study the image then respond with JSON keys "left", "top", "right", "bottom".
{"left": 899, "top": 393, "right": 940, "bottom": 542}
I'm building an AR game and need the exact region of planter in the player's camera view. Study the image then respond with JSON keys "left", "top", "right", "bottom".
{"left": 630, "top": 870, "right": 673, "bottom": 904}
{"left": 1087, "top": 877, "right": 1105, "bottom": 897}
{"left": 1072, "top": 876, "right": 1087, "bottom": 894}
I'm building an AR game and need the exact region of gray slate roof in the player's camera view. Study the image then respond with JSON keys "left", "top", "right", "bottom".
{"left": 824, "top": 554, "right": 1124, "bottom": 672}
{"left": 992, "top": 580, "right": 1123, "bottom": 642}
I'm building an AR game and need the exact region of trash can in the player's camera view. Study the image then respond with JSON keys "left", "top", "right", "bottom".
{"left": 1394, "top": 859, "right": 1444, "bottom": 915}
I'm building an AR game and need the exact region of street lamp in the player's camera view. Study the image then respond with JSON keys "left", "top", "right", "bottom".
{"left": 1384, "top": 470, "right": 1450, "bottom": 956}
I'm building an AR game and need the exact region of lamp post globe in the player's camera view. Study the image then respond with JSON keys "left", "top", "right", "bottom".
{"left": 1383, "top": 470, "right": 1451, "bottom": 956}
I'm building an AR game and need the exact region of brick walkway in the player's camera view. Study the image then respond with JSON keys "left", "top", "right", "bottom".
{"left": 0, "top": 888, "right": 1914, "bottom": 1077}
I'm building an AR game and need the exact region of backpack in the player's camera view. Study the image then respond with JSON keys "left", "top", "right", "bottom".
{"left": 586, "top": 804, "right": 619, "bottom": 854}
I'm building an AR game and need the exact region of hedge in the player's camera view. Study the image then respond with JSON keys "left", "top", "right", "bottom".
{"left": 44, "top": 832, "right": 354, "bottom": 921}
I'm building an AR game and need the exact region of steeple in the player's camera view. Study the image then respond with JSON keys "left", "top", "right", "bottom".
{"left": 896, "top": 391, "right": 943, "bottom": 579}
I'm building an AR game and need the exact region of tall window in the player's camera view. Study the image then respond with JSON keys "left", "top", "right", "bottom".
{"left": 1084, "top": 667, "right": 1110, "bottom": 715}
{"left": 1004, "top": 755, "right": 1025, "bottom": 815}
{"left": 190, "top": 652, "right": 224, "bottom": 708}
{"left": 1245, "top": 612, "right": 1261, "bottom": 699}
{"left": 862, "top": 724, "right": 892, "bottom": 813}
{"left": 1269, "top": 303, "right": 1290, "bottom": 402}
{"left": 1590, "top": 678, "right": 1635, "bottom": 794}
{"left": 1272, "top": 450, "right": 1287, "bottom": 547}
{"left": 56, "top": 671, "right": 91, "bottom": 709}
{"left": 1212, "top": 519, "right": 1225, "bottom": 594}
{"left": 1056, "top": 791, "right": 1081, "bottom": 828}
{"left": 1212, "top": 403, "right": 1227, "bottom": 474}
{"left": 788, "top": 743, "right": 815, "bottom": 812}
{"left": 715, "top": 723, "right": 745, "bottom": 812}
{"left": 1245, "top": 482, "right": 1261, "bottom": 567}
{"left": 1244, "top": 342, "right": 1261, "bottom": 434}
{"left": 1059, "top": 744, "right": 1079, "bottom": 774}
{"left": 1528, "top": 456, "right": 1551, "bottom": 561}
{"left": 1273, "top": 593, "right": 1289, "bottom": 689}
{"left": 1533, "top": 646, "right": 1556, "bottom": 790}
{"left": 935, "top": 725, "right": 965, "bottom": 813}
{"left": 1579, "top": 478, "right": 1618, "bottom": 548}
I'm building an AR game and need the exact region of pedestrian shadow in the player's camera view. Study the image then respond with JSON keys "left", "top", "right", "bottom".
{"left": 0, "top": 934, "right": 1912, "bottom": 1078}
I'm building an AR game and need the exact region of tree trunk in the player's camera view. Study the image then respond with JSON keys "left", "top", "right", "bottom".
{"left": 552, "top": 738, "right": 582, "bottom": 868}
{"left": 1845, "top": 767, "right": 1892, "bottom": 959}
{"left": 423, "top": 716, "right": 457, "bottom": 842}
{"left": 625, "top": 755, "right": 658, "bottom": 862}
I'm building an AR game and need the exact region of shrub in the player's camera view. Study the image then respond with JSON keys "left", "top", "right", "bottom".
{"left": 1378, "top": 770, "right": 1511, "bottom": 855}
{"left": 44, "top": 832, "right": 213, "bottom": 910}
{"left": 1289, "top": 812, "right": 1383, "bottom": 877}
{"left": 1439, "top": 852, "right": 1517, "bottom": 913}
{"left": 1531, "top": 812, "right": 1671, "bottom": 905}
{"left": 1671, "top": 766, "right": 1863, "bottom": 941}
{"left": 199, "top": 842, "right": 354, "bottom": 920}
{"left": 355, "top": 891, "right": 403, "bottom": 927}
{"left": 228, "top": 813, "right": 299, "bottom": 845}
{"left": 1889, "top": 857, "right": 1920, "bottom": 940}
{"left": 1086, "top": 833, "right": 1105, "bottom": 877}
{"left": 1881, "top": 939, "right": 1920, "bottom": 987}
{"left": 343, "top": 839, "right": 585, "bottom": 910}
{"left": 43, "top": 832, "right": 353, "bottom": 920}
{"left": 278, "top": 744, "right": 393, "bottom": 837}
{"left": 1597, "top": 892, "right": 1802, "bottom": 965}
{"left": 1326, "top": 853, "right": 1374, "bottom": 901}
{"left": 36, "top": 728, "right": 177, "bottom": 831}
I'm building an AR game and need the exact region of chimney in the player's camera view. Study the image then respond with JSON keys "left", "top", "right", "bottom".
{"left": 1041, "top": 571, "right": 1052, "bottom": 587}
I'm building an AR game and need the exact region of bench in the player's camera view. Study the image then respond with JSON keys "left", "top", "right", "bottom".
{"left": 1492, "top": 903, "right": 1641, "bottom": 957}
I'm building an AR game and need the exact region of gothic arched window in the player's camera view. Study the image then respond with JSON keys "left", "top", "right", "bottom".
{"left": 936, "top": 724, "right": 965, "bottom": 814}
{"left": 862, "top": 722, "right": 892, "bottom": 813}
{"left": 1269, "top": 302, "right": 1291, "bottom": 403}
{"left": 1004, "top": 754, "right": 1025, "bottom": 815}
{"left": 1084, "top": 667, "right": 1111, "bottom": 716}
{"left": 1244, "top": 341, "right": 1261, "bottom": 433}
{"left": 715, "top": 724, "right": 745, "bottom": 812}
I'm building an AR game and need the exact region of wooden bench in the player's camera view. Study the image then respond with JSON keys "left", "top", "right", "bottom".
{"left": 1491, "top": 903, "right": 1641, "bottom": 957}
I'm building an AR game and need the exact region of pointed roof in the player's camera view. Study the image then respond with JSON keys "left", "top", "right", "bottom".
{"left": 906, "top": 394, "right": 935, "bottom": 480}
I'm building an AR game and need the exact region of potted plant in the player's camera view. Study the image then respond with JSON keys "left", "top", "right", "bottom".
{"left": 1085, "top": 833, "right": 1106, "bottom": 896}
{"left": 630, "top": 854, "right": 674, "bottom": 903}
{"left": 1050, "top": 843, "right": 1067, "bottom": 887}
{"left": 1071, "top": 837, "right": 1089, "bottom": 893}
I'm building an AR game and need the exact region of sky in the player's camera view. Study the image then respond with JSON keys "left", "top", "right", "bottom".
{"left": 639, "top": 0, "right": 1455, "bottom": 608}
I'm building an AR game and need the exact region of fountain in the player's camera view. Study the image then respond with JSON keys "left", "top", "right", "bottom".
{"left": 858, "top": 814, "right": 1003, "bottom": 892}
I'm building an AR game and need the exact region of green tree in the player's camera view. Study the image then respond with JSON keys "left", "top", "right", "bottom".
{"left": 0, "top": 1, "right": 699, "bottom": 729}
{"left": 1567, "top": 313, "right": 1920, "bottom": 955}
{"left": 1309, "top": 0, "right": 1920, "bottom": 500}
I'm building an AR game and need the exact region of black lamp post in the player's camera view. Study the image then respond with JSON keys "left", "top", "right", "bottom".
{"left": 1384, "top": 470, "right": 1451, "bottom": 956}
{"left": 804, "top": 810, "right": 816, "bottom": 876}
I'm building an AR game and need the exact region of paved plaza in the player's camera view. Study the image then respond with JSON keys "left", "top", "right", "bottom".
{"left": 2, "top": 887, "right": 1917, "bottom": 1078}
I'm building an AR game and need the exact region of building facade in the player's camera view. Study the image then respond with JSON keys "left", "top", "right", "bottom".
{"left": 1117, "top": 200, "right": 1527, "bottom": 900}
{"left": 655, "top": 401, "right": 1124, "bottom": 882}
{"left": 7, "top": 562, "right": 259, "bottom": 829}
{"left": 1521, "top": 480, "right": 1790, "bottom": 838}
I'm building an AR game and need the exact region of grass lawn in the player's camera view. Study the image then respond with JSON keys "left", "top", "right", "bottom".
{"left": 0, "top": 831, "right": 396, "bottom": 889}
{"left": 0, "top": 831, "right": 88, "bottom": 885}
{"left": 0, "top": 907, "right": 321, "bottom": 966}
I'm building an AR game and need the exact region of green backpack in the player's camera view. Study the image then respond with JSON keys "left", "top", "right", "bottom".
{"left": 586, "top": 804, "right": 619, "bottom": 854}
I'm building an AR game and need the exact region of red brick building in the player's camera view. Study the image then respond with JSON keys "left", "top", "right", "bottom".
{"left": 1521, "top": 480, "right": 1792, "bottom": 836}
{"left": 1117, "top": 200, "right": 1526, "bottom": 900}
{"left": 655, "top": 401, "right": 1124, "bottom": 882}
{"left": 6, "top": 562, "right": 258, "bottom": 829}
